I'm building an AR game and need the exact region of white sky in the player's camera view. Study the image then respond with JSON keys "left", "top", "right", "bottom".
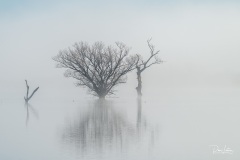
{"left": 1, "top": 1, "right": 240, "bottom": 100}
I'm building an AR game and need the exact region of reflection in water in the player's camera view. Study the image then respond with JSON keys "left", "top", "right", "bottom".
{"left": 137, "top": 98, "right": 147, "bottom": 131}
{"left": 136, "top": 98, "right": 157, "bottom": 148}
{"left": 62, "top": 100, "right": 136, "bottom": 153}
{"left": 61, "top": 99, "right": 158, "bottom": 157}
{"left": 24, "top": 103, "right": 39, "bottom": 126}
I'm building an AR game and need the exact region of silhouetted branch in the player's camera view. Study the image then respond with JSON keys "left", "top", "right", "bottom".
{"left": 25, "top": 80, "right": 29, "bottom": 100}
{"left": 28, "top": 87, "right": 39, "bottom": 101}
{"left": 135, "top": 39, "right": 162, "bottom": 96}
{"left": 24, "top": 80, "right": 39, "bottom": 103}
{"left": 53, "top": 41, "right": 138, "bottom": 99}
{"left": 137, "top": 39, "right": 162, "bottom": 73}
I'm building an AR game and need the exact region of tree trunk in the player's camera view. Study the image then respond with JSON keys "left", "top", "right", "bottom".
{"left": 98, "top": 94, "right": 106, "bottom": 99}
{"left": 136, "top": 68, "right": 142, "bottom": 97}
{"left": 99, "top": 96, "right": 106, "bottom": 99}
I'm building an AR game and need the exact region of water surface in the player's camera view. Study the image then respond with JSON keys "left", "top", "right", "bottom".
{"left": 0, "top": 87, "right": 240, "bottom": 160}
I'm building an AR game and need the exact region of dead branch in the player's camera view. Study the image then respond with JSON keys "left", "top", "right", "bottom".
{"left": 24, "top": 80, "right": 39, "bottom": 103}
{"left": 53, "top": 41, "right": 138, "bottom": 99}
{"left": 135, "top": 39, "right": 162, "bottom": 97}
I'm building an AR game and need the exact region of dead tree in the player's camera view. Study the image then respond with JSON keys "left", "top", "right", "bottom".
{"left": 136, "top": 39, "right": 162, "bottom": 96}
{"left": 24, "top": 80, "right": 39, "bottom": 103}
{"left": 53, "top": 41, "right": 137, "bottom": 99}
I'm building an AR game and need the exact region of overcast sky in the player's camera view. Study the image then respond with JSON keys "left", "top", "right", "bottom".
{"left": 1, "top": 0, "right": 240, "bottom": 101}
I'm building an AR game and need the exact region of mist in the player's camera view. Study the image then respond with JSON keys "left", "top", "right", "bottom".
{"left": 1, "top": 1, "right": 240, "bottom": 159}
{"left": 1, "top": 2, "right": 240, "bottom": 101}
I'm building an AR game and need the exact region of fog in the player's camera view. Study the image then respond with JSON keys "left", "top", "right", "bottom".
{"left": 1, "top": 2, "right": 240, "bottom": 101}
{"left": 1, "top": 1, "right": 240, "bottom": 159}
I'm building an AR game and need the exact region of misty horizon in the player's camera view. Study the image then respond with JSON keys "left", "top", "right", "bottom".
{"left": 1, "top": 1, "right": 240, "bottom": 160}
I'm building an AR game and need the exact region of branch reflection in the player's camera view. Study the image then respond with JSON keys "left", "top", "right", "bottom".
{"left": 24, "top": 103, "right": 39, "bottom": 126}
{"left": 62, "top": 100, "right": 136, "bottom": 153}
{"left": 61, "top": 99, "right": 158, "bottom": 155}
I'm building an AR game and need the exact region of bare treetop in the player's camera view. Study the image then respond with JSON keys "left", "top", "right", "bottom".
{"left": 53, "top": 41, "right": 137, "bottom": 98}
{"left": 24, "top": 80, "right": 39, "bottom": 103}
{"left": 135, "top": 39, "right": 162, "bottom": 96}
{"left": 136, "top": 39, "right": 162, "bottom": 72}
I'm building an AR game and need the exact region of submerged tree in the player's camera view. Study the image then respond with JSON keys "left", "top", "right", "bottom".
{"left": 53, "top": 41, "right": 137, "bottom": 99}
{"left": 136, "top": 39, "right": 162, "bottom": 96}
{"left": 24, "top": 80, "right": 39, "bottom": 103}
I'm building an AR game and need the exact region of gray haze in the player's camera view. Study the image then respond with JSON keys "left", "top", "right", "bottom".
{"left": 1, "top": 3, "right": 240, "bottom": 101}
{"left": 1, "top": 1, "right": 240, "bottom": 160}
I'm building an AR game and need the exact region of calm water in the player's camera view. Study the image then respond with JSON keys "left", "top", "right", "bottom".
{"left": 0, "top": 87, "right": 240, "bottom": 160}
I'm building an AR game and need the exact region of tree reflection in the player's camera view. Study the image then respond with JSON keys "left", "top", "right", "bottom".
{"left": 61, "top": 99, "right": 158, "bottom": 155}
{"left": 24, "top": 103, "right": 39, "bottom": 126}
{"left": 136, "top": 98, "right": 158, "bottom": 148}
{"left": 62, "top": 100, "right": 136, "bottom": 153}
{"left": 136, "top": 98, "right": 148, "bottom": 134}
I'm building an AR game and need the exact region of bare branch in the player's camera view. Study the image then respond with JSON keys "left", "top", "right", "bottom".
{"left": 28, "top": 87, "right": 39, "bottom": 101}
{"left": 53, "top": 41, "right": 138, "bottom": 99}
{"left": 24, "top": 80, "right": 39, "bottom": 103}
{"left": 135, "top": 39, "right": 162, "bottom": 96}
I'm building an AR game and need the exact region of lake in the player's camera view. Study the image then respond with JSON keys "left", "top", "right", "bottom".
{"left": 0, "top": 87, "right": 239, "bottom": 160}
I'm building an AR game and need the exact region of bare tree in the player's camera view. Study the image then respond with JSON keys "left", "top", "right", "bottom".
{"left": 53, "top": 41, "right": 137, "bottom": 99}
{"left": 24, "top": 80, "right": 39, "bottom": 103}
{"left": 136, "top": 39, "right": 162, "bottom": 96}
